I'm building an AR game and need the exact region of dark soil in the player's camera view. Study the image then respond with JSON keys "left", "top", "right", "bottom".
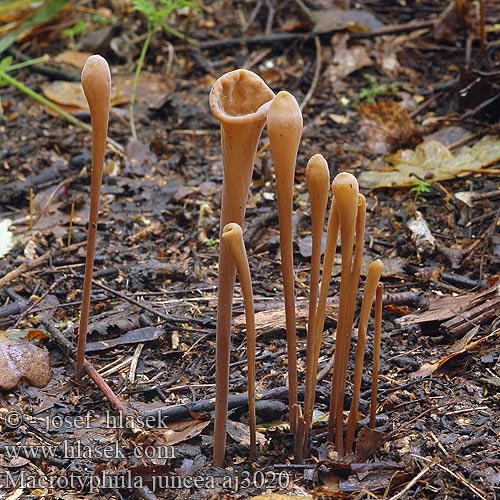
{"left": 1, "top": 1, "right": 499, "bottom": 499}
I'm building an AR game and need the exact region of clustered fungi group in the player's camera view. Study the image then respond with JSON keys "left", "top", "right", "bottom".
{"left": 210, "top": 69, "right": 384, "bottom": 466}
{"left": 75, "top": 57, "right": 384, "bottom": 469}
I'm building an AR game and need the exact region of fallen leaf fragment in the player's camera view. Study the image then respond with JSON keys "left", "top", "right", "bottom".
{"left": 153, "top": 419, "right": 210, "bottom": 447}
{"left": 359, "top": 135, "right": 500, "bottom": 188}
{"left": 226, "top": 419, "right": 266, "bottom": 448}
{"left": 85, "top": 326, "right": 164, "bottom": 353}
{"left": 354, "top": 427, "right": 388, "bottom": 462}
{"left": 312, "top": 7, "right": 383, "bottom": 34}
{"left": 397, "top": 282, "right": 499, "bottom": 327}
{"left": 42, "top": 71, "right": 173, "bottom": 115}
{"left": 410, "top": 327, "right": 499, "bottom": 378}
{"left": 0, "top": 329, "right": 51, "bottom": 389}
{"left": 327, "top": 33, "right": 372, "bottom": 90}
{"left": 358, "top": 100, "right": 421, "bottom": 155}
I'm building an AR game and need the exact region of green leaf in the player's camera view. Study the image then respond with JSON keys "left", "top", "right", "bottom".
{"left": 0, "top": 56, "right": 13, "bottom": 73}
{"left": 0, "top": 0, "right": 70, "bottom": 56}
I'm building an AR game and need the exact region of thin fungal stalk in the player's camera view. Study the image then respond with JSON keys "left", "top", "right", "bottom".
{"left": 369, "top": 283, "right": 383, "bottom": 429}
{"left": 327, "top": 173, "right": 360, "bottom": 451}
{"left": 303, "top": 154, "right": 330, "bottom": 439}
{"left": 209, "top": 70, "right": 274, "bottom": 467}
{"left": 267, "top": 91, "right": 303, "bottom": 434}
{"left": 75, "top": 55, "right": 111, "bottom": 380}
{"left": 332, "top": 192, "right": 366, "bottom": 451}
{"left": 344, "top": 259, "right": 384, "bottom": 453}
{"left": 222, "top": 223, "right": 257, "bottom": 460}
{"left": 306, "top": 185, "right": 340, "bottom": 452}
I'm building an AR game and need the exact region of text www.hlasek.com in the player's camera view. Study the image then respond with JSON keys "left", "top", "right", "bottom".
{"left": 3, "top": 441, "right": 175, "bottom": 461}
{"left": 1, "top": 470, "right": 292, "bottom": 493}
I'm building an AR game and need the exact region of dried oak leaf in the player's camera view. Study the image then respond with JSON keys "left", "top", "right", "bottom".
{"left": 359, "top": 135, "right": 500, "bottom": 189}
{"left": 0, "top": 329, "right": 51, "bottom": 390}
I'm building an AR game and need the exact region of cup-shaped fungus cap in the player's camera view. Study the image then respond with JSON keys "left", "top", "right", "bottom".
{"left": 209, "top": 69, "right": 274, "bottom": 125}
{"left": 210, "top": 69, "right": 273, "bottom": 468}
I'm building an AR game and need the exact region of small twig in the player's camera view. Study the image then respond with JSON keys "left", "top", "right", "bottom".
{"left": 127, "top": 343, "right": 144, "bottom": 384}
{"left": 387, "top": 457, "right": 438, "bottom": 500}
{"left": 141, "top": 386, "right": 305, "bottom": 424}
{"left": 300, "top": 35, "right": 321, "bottom": 112}
{"left": 351, "top": 19, "right": 436, "bottom": 39}
{"left": 14, "top": 275, "right": 67, "bottom": 328}
{"left": 189, "top": 32, "right": 311, "bottom": 50}
{"left": 91, "top": 279, "right": 207, "bottom": 325}
{"left": 414, "top": 454, "right": 489, "bottom": 500}
{"left": 0, "top": 241, "right": 87, "bottom": 289}
{"left": 385, "top": 400, "right": 456, "bottom": 441}
{"left": 43, "top": 319, "right": 133, "bottom": 418}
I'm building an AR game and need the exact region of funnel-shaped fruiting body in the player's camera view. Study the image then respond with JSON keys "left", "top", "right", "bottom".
{"left": 76, "top": 55, "right": 111, "bottom": 379}
{"left": 344, "top": 258, "right": 383, "bottom": 453}
{"left": 267, "top": 91, "right": 303, "bottom": 434}
{"left": 303, "top": 154, "right": 330, "bottom": 437}
{"left": 222, "top": 223, "right": 257, "bottom": 459}
{"left": 210, "top": 70, "right": 274, "bottom": 467}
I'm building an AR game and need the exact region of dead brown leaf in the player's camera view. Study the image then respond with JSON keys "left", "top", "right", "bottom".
{"left": 357, "top": 100, "right": 421, "bottom": 155}
{"left": 0, "top": 329, "right": 51, "bottom": 389}
{"left": 354, "top": 427, "right": 388, "bottom": 462}
{"left": 410, "top": 327, "right": 499, "bottom": 378}
{"left": 359, "top": 135, "right": 500, "bottom": 189}
{"left": 152, "top": 419, "right": 211, "bottom": 447}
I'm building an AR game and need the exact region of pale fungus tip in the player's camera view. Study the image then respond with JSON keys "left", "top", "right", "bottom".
{"left": 268, "top": 91, "right": 303, "bottom": 125}
{"left": 333, "top": 171, "right": 358, "bottom": 186}
{"left": 81, "top": 55, "right": 111, "bottom": 90}
{"left": 306, "top": 154, "right": 329, "bottom": 183}
{"left": 370, "top": 258, "right": 384, "bottom": 274}
{"left": 222, "top": 223, "right": 242, "bottom": 237}
{"left": 332, "top": 172, "right": 359, "bottom": 200}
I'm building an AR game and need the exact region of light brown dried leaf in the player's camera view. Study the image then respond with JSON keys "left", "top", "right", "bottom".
{"left": 0, "top": 329, "right": 51, "bottom": 389}
{"left": 359, "top": 135, "right": 500, "bottom": 188}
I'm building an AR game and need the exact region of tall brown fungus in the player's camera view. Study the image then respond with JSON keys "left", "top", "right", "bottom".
{"left": 267, "top": 91, "right": 303, "bottom": 435}
{"left": 222, "top": 223, "right": 257, "bottom": 459}
{"left": 302, "top": 154, "right": 330, "bottom": 457}
{"left": 209, "top": 69, "right": 274, "bottom": 467}
{"left": 76, "top": 55, "right": 111, "bottom": 380}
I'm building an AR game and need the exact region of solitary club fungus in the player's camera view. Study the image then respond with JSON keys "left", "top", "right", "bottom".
{"left": 75, "top": 55, "right": 111, "bottom": 380}
{"left": 267, "top": 91, "right": 303, "bottom": 435}
{"left": 222, "top": 222, "right": 257, "bottom": 459}
{"left": 209, "top": 69, "right": 274, "bottom": 467}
